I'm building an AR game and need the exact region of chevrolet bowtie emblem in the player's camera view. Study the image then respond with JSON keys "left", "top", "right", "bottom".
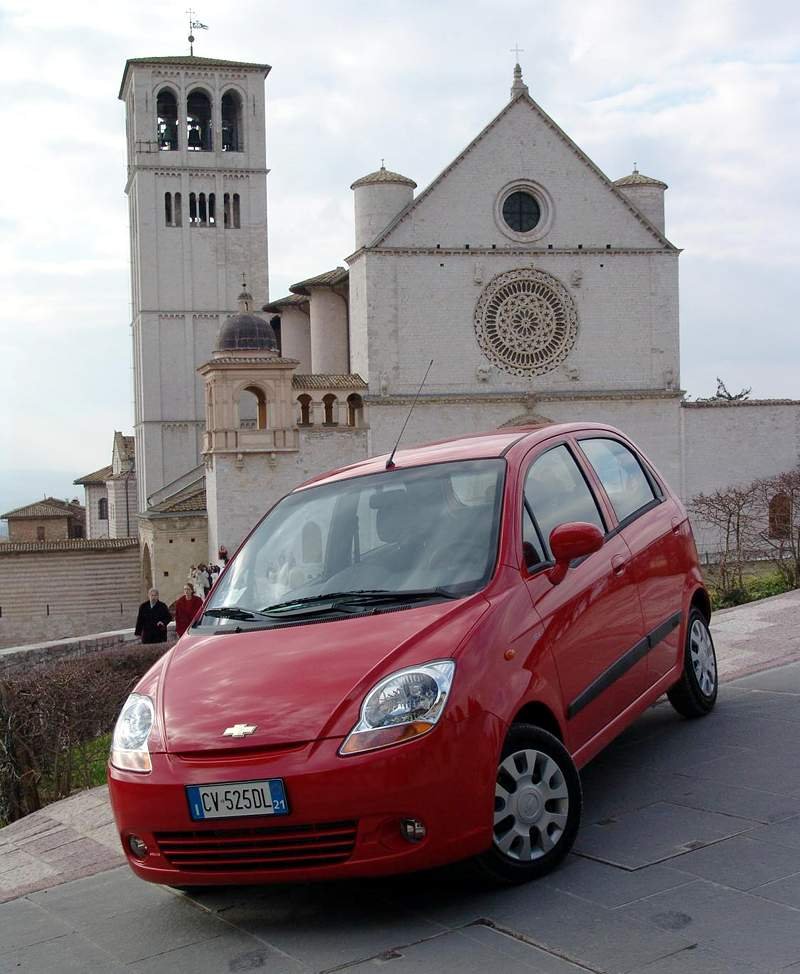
{"left": 223, "top": 723, "right": 257, "bottom": 738}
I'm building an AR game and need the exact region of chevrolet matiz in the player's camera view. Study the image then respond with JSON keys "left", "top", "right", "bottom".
{"left": 108, "top": 423, "right": 717, "bottom": 886}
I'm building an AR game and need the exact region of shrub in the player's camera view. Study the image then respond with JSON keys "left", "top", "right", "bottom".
{"left": 0, "top": 646, "right": 165, "bottom": 824}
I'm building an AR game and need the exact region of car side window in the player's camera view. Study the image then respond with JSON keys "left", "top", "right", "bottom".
{"left": 579, "top": 438, "right": 657, "bottom": 524}
{"left": 522, "top": 504, "right": 546, "bottom": 570}
{"left": 524, "top": 445, "right": 605, "bottom": 558}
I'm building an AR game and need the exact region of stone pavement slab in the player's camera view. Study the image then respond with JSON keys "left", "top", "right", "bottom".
{"left": 1, "top": 600, "right": 800, "bottom": 972}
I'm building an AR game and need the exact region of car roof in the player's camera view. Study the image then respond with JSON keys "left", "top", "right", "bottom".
{"left": 294, "top": 422, "right": 624, "bottom": 491}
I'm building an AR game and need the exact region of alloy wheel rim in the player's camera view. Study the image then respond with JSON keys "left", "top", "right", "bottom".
{"left": 690, "top": 618, "right": 717, "bottom": 697}
{"left": 493, "top": 748, "right": 569, "bottom": 861}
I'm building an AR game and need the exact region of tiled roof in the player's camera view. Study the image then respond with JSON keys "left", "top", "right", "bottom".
{"left": 292, "top": 374, "right": 368, "bottom": 390}
{"left": 682, "top": 398, "right": 800, "bottom": 408}
{"left": 114, "top": 432, "right": 136, "bottom": 463}
{"left": 0, "top": 538, "right": 138, "bottom": 555}
{"left": 119, "top": 56, "right": 271, "bottom": 98}
{"left": 2, "top": 498, "right": 84, "bottom": 520}
{"left": 614, "top": 169, "right": 668, "bottom": 189}
{"left": 74, "top": 464, "right": 113, "bottom": 485}
{"left": 289, "top": 267, "right": 348, "bottom": 295}
{"left": 147, "top": 478, "right": 207, "bottom": 516}
{"left": 262, "top": 294, "right": 309, "bottom": 312}
{"left": 350, "top": 167, "right": 417, "bottom": 190}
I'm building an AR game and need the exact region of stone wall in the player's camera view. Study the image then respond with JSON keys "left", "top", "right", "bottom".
{"left": 0, "top": 627, "right": 177, "bottom": 678}
{"left": 7, "top": 518, "right": 71, "bottom": 543}
{"left": 138, "top": 513, "right": 209, "bottom": 606}
{"left": 0, "top": 540, "right": 142, "bottom": 649}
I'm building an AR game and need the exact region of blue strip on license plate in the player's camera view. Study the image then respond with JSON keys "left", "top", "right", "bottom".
{"left": 186, "top": 779, "right": 289, "bottom": 821}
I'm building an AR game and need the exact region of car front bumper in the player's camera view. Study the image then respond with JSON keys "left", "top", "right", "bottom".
{"left": 107, "top": 709, "right": 503, "bottom": 885}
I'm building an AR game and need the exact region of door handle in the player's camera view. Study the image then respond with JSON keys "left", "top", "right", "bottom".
{"left": 611, "top": 554, "right": 628, "bottom": 575}
{"left": 671, "top": 516, "right": 682, "bottom": 534}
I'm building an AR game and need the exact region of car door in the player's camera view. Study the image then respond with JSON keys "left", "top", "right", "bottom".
{"left": 576, "top": 435, "right": 687, "bottom": 687}
{"left": 520, "top": 441, "right": 648, "bottom": 754}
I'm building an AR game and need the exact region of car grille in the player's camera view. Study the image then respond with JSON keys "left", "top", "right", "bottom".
{"left": 154, "top": 820, "right": 358, "bottom": 871}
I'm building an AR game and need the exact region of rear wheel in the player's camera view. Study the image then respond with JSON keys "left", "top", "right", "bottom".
{"left": 667, "top": 608, "right": 718, "bottom": 717}
{"left": 472, "top": 723, "right": 581, "bottom": 884}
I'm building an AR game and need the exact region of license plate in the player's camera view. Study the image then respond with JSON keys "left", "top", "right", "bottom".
{"left": 186, "top": 779, "right": 289, "bottom": 821}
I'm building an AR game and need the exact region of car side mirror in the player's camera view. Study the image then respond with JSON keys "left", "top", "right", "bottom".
{"left": 548, "top": 522, "right": 604, "bottom": 584}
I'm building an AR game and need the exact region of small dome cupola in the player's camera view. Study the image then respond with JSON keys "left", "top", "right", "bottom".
{"left": 350, "top": 161, "right": 417, "bottom": 251}
{"left": 614, "top": 165, "right": 669, "bottom": 234}
{"left": 216, "top": 278, "right": 278, "bottom": 353}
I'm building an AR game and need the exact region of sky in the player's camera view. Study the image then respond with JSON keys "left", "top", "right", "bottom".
{"left": 0, "top": 0, "right": 798, "bottom": 518}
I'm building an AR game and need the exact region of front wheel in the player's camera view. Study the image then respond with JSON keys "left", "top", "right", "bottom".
{"left": 667, "top": 608, "right": 718, "bottom": 718}
{"left": 472, "top": 724, "right": 582, "bottom": 885}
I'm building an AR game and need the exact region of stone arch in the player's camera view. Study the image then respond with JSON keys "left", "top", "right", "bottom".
{"left": 297, "top": 394, "right": 312, "bottom": 426}
{"left": 346, "top": 393, "right": 364, "bottom": 428}
{"left": 221, "top": 88, "right": 244, "bottom": 151}
{"left": 142, "top": 544, "right": 153, "bottom": 595}
{"left": 156, "top": 86, "right": 179, "bottom": 150}
{"left": 238, "top": 385, "right": 267, "bottom": 429}
{"left": 322, "top": 394, "right": 337, "bottom": 425}
{"left": 186, "top": 87, "right": 213, "bottom": 151}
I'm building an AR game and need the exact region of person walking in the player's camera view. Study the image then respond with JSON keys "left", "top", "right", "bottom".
{"left": 218, "top": 545, "right": 229, "bottom": 566}
{"left": 135, "top": 588, "right": 172, "bottom": 644}
{"left": 174, "top": 582, "right": 204, "bottom": 638}
{"left": 196, "top": 563, "right": 212, "bottom": 597}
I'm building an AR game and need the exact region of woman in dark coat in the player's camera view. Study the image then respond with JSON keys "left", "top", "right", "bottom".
{"left": 175, "top": 582, "right": 204, "bottom": 638}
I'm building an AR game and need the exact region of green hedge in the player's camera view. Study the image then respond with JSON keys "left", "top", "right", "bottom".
{"left": 0, "top": 647, "right": 165, "bottom": 824}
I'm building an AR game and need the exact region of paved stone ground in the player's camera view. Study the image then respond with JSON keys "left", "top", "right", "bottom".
{"left": 2, "top": 590, "right": 800, "bottom": 972}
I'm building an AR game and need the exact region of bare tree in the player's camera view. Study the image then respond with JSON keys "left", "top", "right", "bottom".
{"left": 689, "top": 483, "right": 758, "bottom": 597}
{"left": 749, "top": 469, "right": 800, "bottom": 589}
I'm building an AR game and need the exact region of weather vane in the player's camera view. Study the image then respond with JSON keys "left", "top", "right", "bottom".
{"left": 186, "top": 8, "right": 209, "bottom": 56}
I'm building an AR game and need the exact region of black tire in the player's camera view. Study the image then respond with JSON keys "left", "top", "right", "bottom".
{"left": 472, "top": 723, "right": 582, "bottom": 885}
{"left": 667, "top": 607, "right": 718, "bottom": 718}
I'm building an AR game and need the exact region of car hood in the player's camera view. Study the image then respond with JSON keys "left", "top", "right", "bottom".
{"left": 158, "top": 597, "right": 489, "bottom": 753}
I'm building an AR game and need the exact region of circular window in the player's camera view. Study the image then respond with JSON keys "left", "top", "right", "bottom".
{"left": 474, "top": 268, "right": 578, "bottom": 377}
{"left": 502, "top": 191, "right": 541, "bottom": 233}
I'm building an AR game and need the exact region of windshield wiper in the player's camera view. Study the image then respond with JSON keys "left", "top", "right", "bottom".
{"left": 202, "top": 606, "right": 273, "bottom": 621}
{"left": 262, "top": 588, "right": 459, "bottom": 615}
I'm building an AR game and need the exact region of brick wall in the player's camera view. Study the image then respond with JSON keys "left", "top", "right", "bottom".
{"left": 8, "top": 518, "right": 70, "bottom": 543}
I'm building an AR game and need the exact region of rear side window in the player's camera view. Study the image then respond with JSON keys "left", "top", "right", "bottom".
{"left": 524, "top": 445, "right": 605, "bottom": 557}
{"left": 580, "top": 438, "right": 657, "bottom": 524}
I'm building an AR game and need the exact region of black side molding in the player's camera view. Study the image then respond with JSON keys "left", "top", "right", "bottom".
{"left": 567, "top": 611, "right": 682, "bottom": 720}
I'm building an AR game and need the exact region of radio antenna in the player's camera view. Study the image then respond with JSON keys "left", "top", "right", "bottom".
{"left": 385, "top": 359, "right": 433, "bottom": 470}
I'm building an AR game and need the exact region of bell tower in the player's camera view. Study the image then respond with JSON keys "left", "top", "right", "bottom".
{"left": 118, "top": 54, "right": 271, "bottom": 511}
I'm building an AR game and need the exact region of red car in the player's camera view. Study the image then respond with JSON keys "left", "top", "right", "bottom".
{"left": 108, "top": 423, "right": 717, "bottom": 887}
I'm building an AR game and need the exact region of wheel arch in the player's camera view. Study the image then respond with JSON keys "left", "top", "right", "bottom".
{"left": 510, "top": 700, "right": 564, "bottom": 742}
{"left": 690, "top": 586, "right": 712, "bottom": 623}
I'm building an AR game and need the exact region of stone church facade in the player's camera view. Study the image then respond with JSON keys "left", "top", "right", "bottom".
{"left": 113, "top": 54, "right": 799, "bottom": 603}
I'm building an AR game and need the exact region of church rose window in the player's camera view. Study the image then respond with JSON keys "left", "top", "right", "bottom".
{"left": 473, "top": 268, "right": 578, "bottom": 377}
{"left": 502, "top": 191, "right": 540, "bottom": 233}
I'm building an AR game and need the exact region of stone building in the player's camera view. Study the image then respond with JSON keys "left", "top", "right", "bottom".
{"left": 115, "top": 53, "right": 798, "bottom": 603}
{"left": 1, "top": 498, "right": 85, "bottom": 543}
{"left": 74, "top": 432, "right": 138, "bottom": 540}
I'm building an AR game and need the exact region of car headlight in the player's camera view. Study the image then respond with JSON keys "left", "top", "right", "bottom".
{"left": 110, "top": 693, "right": 155, "bottom": 773}
{"left": 340, "top": 660, "right": 455, "bottom": 755}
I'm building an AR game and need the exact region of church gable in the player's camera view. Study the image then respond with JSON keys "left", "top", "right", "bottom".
{"left": 376, "top": 93, "right": 673, "bottom": 252}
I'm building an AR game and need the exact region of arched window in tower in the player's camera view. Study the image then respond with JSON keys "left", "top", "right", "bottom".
{"left": 233, "top": 193, "right": 241, "bottom": 228}
{"left": 186, "top": 89, "right": 212, "bottom": 151}
{"left": 208, "top": 192, "right": 216, "bottom": 226}
{"left": 164, "top": 192, "right": 173, "bottom": 226}
{"left": 223, "top": 193, "right": 231, "bottom": 228}
{"left": 769, "top": 493, "right": 792, "bottom": 540}
{"left": 189, "top": 192, "right": 197, "bottom": 225}
{"left": 238, "top": 386, "right": 267, "bottom": 430}
{"left": 174, "top": 192, "right": 182, "bottom": 227}
{"left": 347, "top": 393, "right": 364, "bottom": 428}
{"left": 297, "top": 394, "right": 312, "bottom": 426}
{"left": 198, "top": 192, "right": 208, "bottom": 225}
{"left": 98, "top": 497, "right": 108, "bottom": 521}
{"left": 157, "top": 88, "right": 178, "bottom": 150}
{"left": 221, "top": 90, "right": 244, "bottom": 151}
{"left": 323, "top": 394, "right": 337, "bottom": 426}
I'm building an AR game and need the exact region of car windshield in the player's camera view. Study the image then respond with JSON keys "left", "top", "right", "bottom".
{"left": 200, "top": 458, "right": 505, "bottom": 628}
